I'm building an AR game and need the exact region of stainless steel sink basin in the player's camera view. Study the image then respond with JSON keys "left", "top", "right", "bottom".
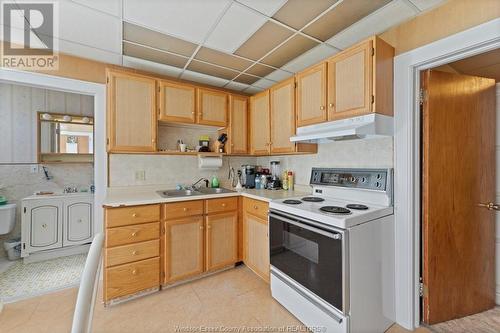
{"left": 157, "top": 189, "right": 202, "bottom": 198}
{"left": 197, "top": 187, "right": 235, "bottom": 194}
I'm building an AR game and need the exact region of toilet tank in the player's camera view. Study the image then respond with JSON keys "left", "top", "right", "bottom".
{"left": 0, "top": 203, "right": 16, "bottom": 235}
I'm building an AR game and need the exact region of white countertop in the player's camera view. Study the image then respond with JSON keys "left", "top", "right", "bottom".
{"left": 23, "top": 192, "right": 94, "bottom": 201}
{"left": 103, "top": 186, "right": 309, "bottom": 207}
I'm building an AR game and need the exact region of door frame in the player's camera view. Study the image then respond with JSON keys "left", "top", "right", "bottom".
{"left": 0, "top": 68, "right": 107, "bottom": 239}
{"left": 394, "top": 18, "right": 500, "bottom": 330}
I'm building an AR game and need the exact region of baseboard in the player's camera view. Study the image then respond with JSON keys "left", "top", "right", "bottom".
{"left": 23, "top": 244, "right": 90, "bottom": 264}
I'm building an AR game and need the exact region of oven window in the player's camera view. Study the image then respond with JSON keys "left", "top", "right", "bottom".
{"left": 270, "top": 215, "right": 343, "bottom": 312}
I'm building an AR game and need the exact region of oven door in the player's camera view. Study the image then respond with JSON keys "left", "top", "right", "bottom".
{"left": 269, "top": 209, "right": 347, "bottom": 314}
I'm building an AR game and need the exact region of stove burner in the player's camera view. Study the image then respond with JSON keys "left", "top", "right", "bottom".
{"left": 302, "top": 197, "right": 325, "bottom": 202}
{"left": 283, "top": 199, "right": 302, "bottom": 205}
{"left": 346, "top": 204, "right": 369, "bottom": 210}
{"left": 320, "top": 206, "right": 351, "bottom": 215}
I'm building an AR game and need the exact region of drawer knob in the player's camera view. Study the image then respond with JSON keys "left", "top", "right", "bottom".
{"left": 183, "top": 207, "right": 188, "bottom": 212}
{"left": 320, "top": 106, "right": 325, "bottom": 110}
{"left": 132, "top": 269, "right": 137, "bottom": 275}
{"left": 77, "top": 219, "right": 83, "bottom": 223}
{"left": 329, "top": 103, "right": 334, "bottom": 107}
{"left": 132, "top": 213, "right": 138, "bottom": 217}
{"left": 253, "top": 205, "right": 258, "bottom": 210}
{"left": 131, "top": 231, "right": 138, "bottom": 237}
{"left": 199, "top": 226, "right": 204, "bottom": 230}
{"left": 222, "top": 203, "right": 226, "bottom": 207}
{"left": 132, "top": 251, "right": 138, "bottom": 255}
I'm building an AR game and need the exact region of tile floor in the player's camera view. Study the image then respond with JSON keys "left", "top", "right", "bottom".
{"left": 0, "top": 265, "right": 429, "bottom": 333}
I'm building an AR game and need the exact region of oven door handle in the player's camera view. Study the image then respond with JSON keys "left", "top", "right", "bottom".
{"left": 269, "top": 212, "right": 342, "bottom": 240}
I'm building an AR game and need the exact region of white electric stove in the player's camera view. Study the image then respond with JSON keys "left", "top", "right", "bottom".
{"left": 269, "top": 168, "right": 396, "bottom": 333}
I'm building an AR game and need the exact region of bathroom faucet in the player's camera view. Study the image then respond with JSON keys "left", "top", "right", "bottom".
{"left": 42, "top": 166, "right": 53, "bottom": 180}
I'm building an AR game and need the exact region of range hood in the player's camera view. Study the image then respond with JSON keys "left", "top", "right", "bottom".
{"left": 290, "top": 114, "right": 393, "bottom": 143}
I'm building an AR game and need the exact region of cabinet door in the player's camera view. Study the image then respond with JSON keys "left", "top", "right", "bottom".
{"left": 107, "top": 70, "right": 157, "bottom": 152}
{"left": 64, "top": 199, "right": 93, "bottom": 246}
{"left": 197, "top": 88, "right": 227, "bottom": 127}
{"left": 270, "top": 77, "right": 296, "bottom": 154}
{"left": 249, "top": 90, "right": 270, "bottom": 155}
{"left": 158, "top": 80, "right": 196, "bottom": 123}
{"left": 327, "top": 40, "right": 373, "bottom": 120}
{"left": 243, "top": 212, "right": 269, "bottom": 282}
{"left": 164, "top": 216, "right": 204, "bottom": 283}
{"left": 296, "top": 62, "right": 327, "bottom": 126}
{"left": 228, "top": 95, "right": 248, "bottom": 154}
{"left": 25, "top": 200, "right": 63, "bottom": 253}
{"left": 205, "top": 212, "right": 238, "bottom": 271}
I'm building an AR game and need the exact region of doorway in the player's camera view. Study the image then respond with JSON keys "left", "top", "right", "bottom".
{"left": 420, "top": 49, "right": 500, "bottom": 331}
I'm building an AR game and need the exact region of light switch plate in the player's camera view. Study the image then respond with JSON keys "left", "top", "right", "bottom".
{"left": 30, "top": 165, "right": 39, "bottom": 174}
{"left": 135, "top": 170, "right": 146, "bottom": 181}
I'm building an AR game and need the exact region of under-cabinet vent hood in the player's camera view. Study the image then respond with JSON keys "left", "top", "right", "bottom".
{"left": 290, "top": 114, "right": 393, "bottom": 143}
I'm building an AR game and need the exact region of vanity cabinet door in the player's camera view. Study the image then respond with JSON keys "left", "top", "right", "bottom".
{"left": 243, "top": 211, "right": 269, "bottom": 282}
{"left": 24, "top": 199, "right": 63, "bottom": 253}
{"left": 205, "top": 212, "right": 238, "bottom": 271}
{"left": 64, "top": 198, "right": 93, "bottom": 246}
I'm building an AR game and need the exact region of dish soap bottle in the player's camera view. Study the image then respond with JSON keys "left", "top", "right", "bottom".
{"left": 211, "top": 175, "right": 219, "bottom": 188}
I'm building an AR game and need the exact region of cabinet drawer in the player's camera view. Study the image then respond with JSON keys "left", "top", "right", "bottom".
{"left": 105, "top": 257, "right": 159, "bottom": 301}
{"left": 106, "top": 204, "right": 160, "bottom": 228}
{"left": 106, "top": 222, "right": 159, "bottom": 248}
{"left": 205, "top": 197, "right": 238, "bottom": 214}
{"left": 243, "top": 198, "right": 269, "bottom": 220}
{"left": 164, "top": 200, "right": 204, "bottom": 220}
{"left": 106, "top": 239, "right": 159, "bottom": 267}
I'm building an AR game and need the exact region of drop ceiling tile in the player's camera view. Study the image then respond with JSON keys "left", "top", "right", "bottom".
{"left": 245, "top": 63, "right": 276, "bottom": 77}
{"left": 123, "top": 22, "right": 197, "bottom": 57}
{"left": 123, "top": 42, "right": 188, "bottom": 68}
{"left": 261, "top": 34, "right": 318, "bottom": 68}
{"left": 233, "top": 74, "right": 261, "bottom": 85}
{"left": 195, "top": 47, "right": 253, "bottom": 71}
{"left": 273, "top": 0, "right": 340, "bottom": 30}
{"left": 123, "top": 0, "right": 231, "bottom": 43}
{"left": 253, "top": 78, "right": 276, "bottom": 89}
{"left": 235, "top": 21, "right": 294, "bottom": 61}
{"left": 237, "top": 0, "right": 288, "bottom": 16}
{"left": 244, "top": 86, "right": 264, "bottom": 94}
{"left": 122, "top": 55, "right": 184, "bottom": 77}
{"left": 408, "top": 0, "right": 446, "bottom": 11}
{"left": 225, "top": 81, "right": 251, "bottom": 92}
{"left": 204, "top": 2, "right": 267, "bottom": 53}
{"left": 265, "top": 68, "right": 294, "bottom": 82}
{"left": 281, "top": 44, "right": 338, "bottom": 73}
{"left": 58, "top": 39, "right": 122, "bottom": 65}
{"left": 181, "top": 70, "right": 230, "bottom": 87}
{"left": 326, "top": 0, "right": 418, "bottom": 50}
{"left": 71, "top": 0, "right": 122, "bottom": 17}
{"left": 303, "top": 0, "right": 392, "bottom": 41}
{"left": 187, "top": 60, "right": 240, "bottom": 80}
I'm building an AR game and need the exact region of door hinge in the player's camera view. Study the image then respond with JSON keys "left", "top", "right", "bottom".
{"left": 106, "top": 77, "right": 109, "bottom": 84}
{"left": 22, "top": 243, "right": 26, "bottom": 250}
{"left": 294, "top": 82, "right": 297, "bottom": 88}
{"left": 23, "top": 207, "right": 26, "bottom": 213}
{"left": 371, "top": 47, "right": 375, "bottom": 56}
{"left": 162, "top": 226, "right": 166, "bottom": 235}
{"left": 371, "top": 95, "right": 375, "bottom": 104}
{"left": 419, "top": 88, "right": 426, "bottom": 105}
{"left": 419, "top": 280, "right": 428, "bottom": 297}
{"left": 106, "top": 138, "right": 110, "bottom": 145}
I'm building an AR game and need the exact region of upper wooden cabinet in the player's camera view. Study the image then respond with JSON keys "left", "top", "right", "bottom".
{"left": 197, "top": 88, "right": 228, "bottom": 127}
{"left": 327, "top": 36, "right": 394, "bottom": 120}
{"left": 296, "top": 63, "right": 327, "bottom": 127}
{"left": 270, "top": 78, "right": 296, "bottom": 154}
{"left": 228, "top": 95, "right": 248, "bottom": 154}
{"left": 249, "top": 90, "right": 270, "bottom": 155}
{"left": 158, "top": 80, "right": 196, "bottom": 123}
{"left": 107, "top": 70, "right": 157, "bottom": 152}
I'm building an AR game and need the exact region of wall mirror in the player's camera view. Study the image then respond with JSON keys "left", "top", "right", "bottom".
{"left": 38, "top": 112, "right": 94, "bottom": 163}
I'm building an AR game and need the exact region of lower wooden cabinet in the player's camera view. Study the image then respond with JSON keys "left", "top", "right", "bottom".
{"left": 163, "top": 216, "right": 204, "bottom": 283}
{"left": 205, "top": 212, "right": 238, "bottom": 271}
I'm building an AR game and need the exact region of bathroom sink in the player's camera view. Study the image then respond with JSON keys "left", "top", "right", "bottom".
{"left": 197, "top": 187, "right": 235, "bottom": 194}
{"left": 157, "top": 189, "right": 203, "bottom": 198}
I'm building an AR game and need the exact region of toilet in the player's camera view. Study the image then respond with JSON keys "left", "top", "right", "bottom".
{"left": 0, "top": 203, "right": 16, "bottom": 235}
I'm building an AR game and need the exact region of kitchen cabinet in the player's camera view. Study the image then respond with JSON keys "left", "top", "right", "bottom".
{"left": 249, "top": 90, "right": 270, "bottom": 155}
{"left": 242, "top": 198, "right": 270, "bottom": 282}
{"left": 158, "top": 80, "right": 196, "bottom": 123}
{"left": 197, "top": 88, "right": 228, "bottom": 127}
{"left": 107, "top": 69, "right": 157, "bottom": 152}
{"left": 270, "top": 78, "right": 296, "bottom": 154}
{"left": 296, "top": 62, "right": 327, "bottom": 127}
{"left": 327, "top": 36, "right": 394, "bottom": 120}
{"left": 163, "top": 216, "right": 205, "bottom": 283}
{"left": 227, "top": 95, "right": 248, "bottom": 154}
{"left": 205, "top": 212, "right": 238, "bottom": 271}
{"left": 63, "top": 197, "right": 93, "bottom": 246}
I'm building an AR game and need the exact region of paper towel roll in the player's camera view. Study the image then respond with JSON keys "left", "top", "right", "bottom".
{"left": 198, "top": 155, "right": 223, "bottom": 170}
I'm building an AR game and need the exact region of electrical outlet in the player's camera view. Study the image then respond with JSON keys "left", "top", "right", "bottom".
{"left": 30, "top": 165, "right": 39, "bottom": 174}
{"left": 135, "top": 170, "right": 146, "bottom": 181}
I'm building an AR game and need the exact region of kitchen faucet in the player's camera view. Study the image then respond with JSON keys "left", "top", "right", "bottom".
{"left": 190, "top": 178, "right": 209, "bottom": 190}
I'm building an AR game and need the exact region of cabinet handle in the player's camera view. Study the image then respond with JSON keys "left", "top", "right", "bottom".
{"left": 132, "top": 251, "right": 138, "bottom": 255}
{"left": 207, "top": 225, "right": 211, "bottom": 229}
{"left": 320, "top": 106, "right": 325, "bottom": 110}
{"left": 221, "top": 203, "right": 226, "bottom": 207}
{"left": 42, "top": 223, "right": 47, "bottom": 228}
{"left": 253, "top": 205, "right": 258, "bottom": 210}
{"left": 200, "top": 226, "right": 204, "bottom": 230}
{"left": 131, "top": 269, "right": 137, "bottom": 275}
{"left": 231, "top": 143, "right": 234, "bottom": 147}
{"left": 191, "top": 111, "right": 195, "bottom": 115}
{"left": 131, "top": 232, "right": 138, "bottom": 237}
{"left": 132, "top": 213, "right": 138, "bottom": 217}
{"left": 77, "top": 219, "right": 83, "bottom": 223}
{"left": 329, "top": 103, "right": 334, "bottom": 108}
{"left": 183, "top": 207, "right": 188, "bottom": 212}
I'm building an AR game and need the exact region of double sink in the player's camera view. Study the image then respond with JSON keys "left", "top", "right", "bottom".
{"left": 157, "top": 187, "right": 235, "bottom": 198}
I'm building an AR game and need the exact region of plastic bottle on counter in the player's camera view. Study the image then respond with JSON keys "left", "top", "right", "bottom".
{"left": 282, "top": 170, "right": 288, "bottom": 190}
{"left": 287, "top": 171, "right": 294, "bottom": 191}
{"left": 260, "top": 174, "right": 267, "bottom": 189}
{"left": 211, "top": 175, "right": 219, "bottom": 188}
{"left": 255, "top": 175, "right": 261, "bottom": 189}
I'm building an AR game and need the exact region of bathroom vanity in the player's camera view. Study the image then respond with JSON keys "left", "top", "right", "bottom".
{"left": 21, "top": 193, "right": 94, "bottom": 261}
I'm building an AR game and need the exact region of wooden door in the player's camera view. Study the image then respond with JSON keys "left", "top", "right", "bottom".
{"left": 250, "top": 90, "right": 270, "bottom": 155}
{"left": 421, "top": 70, "right": 496, "bottom": 324}
{"left": 164, "top": 216, "right": 204, "bottom": 283}
{"left": 327, "top": 40, "right": 373, "bottom": 120}
{"left": 197, "top": 88, "right": 228, "bottom": 127}
{"left": 296, "top": 62, "right": 327, "bottom": 126}
{"left": 270, "top": 77, "right": 296, "bottom": 154}
{"left": 228, "top": 95, "right": 248, "bottom": 154}
{"left": 243, "top": 212, "right": 269, "bottom": 282}
{"left": 158, "top": 80, "right": 196, "bottom": 123}
{"left": 107, "top": 70, "right": 157, "bottom": 152}
{"left": 64, "top": 199, "right": 92, "bottom": 246}
{"left": 205, "top": 212, "right": 238, "bottom": 271}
